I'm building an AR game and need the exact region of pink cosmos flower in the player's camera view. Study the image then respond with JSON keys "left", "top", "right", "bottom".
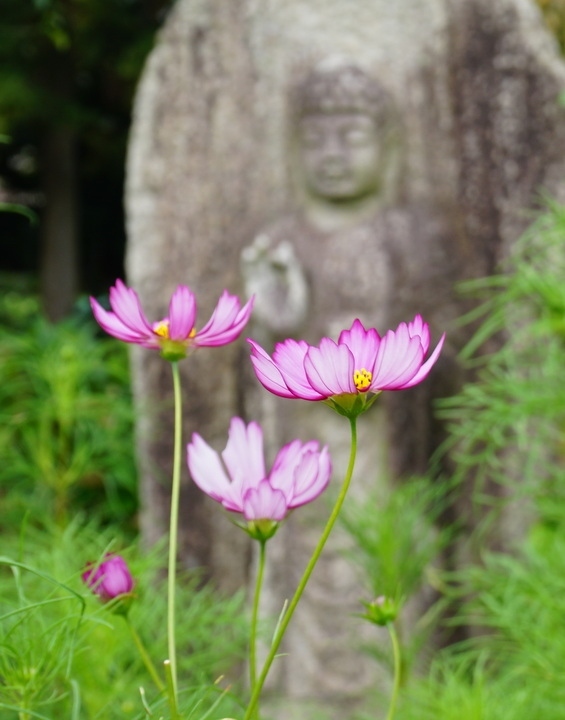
{"left": 82, "top": 554, "right": 134, "bottom": 603}
{"left": 90, "top": 279, "right": 254, "bottom": 360}
{"left": 187, "top": 417, "right": 331, "bottom": 539}
{"left": 248, "top": 315, "right": 445, "bottom": 417}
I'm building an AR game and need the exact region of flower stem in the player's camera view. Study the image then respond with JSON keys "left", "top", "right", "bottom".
{"left": 249, "top": 539, "right": 267, "bottom": 718}
{"left": 125, "top": 616, "right": 165, "bottom": 692}
{"left": 385, "top": 622, "right": 402, "bottom": 720}
{"left": 164, "top": 659, "right": 181, "bottom": 720}
{"left": 242, "top": 417, "right": 358, "bottom": 720}
{"left": 167, "top": 360, "right": 183, "bottom": 705}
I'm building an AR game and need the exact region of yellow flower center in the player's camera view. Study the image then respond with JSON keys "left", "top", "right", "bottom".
{"left": 353, "top": 368, "right": 372, "bottom": 392}
{"left": 153, "top": 322, "right": 197, "bottom": 341}
{"left": 153, "top": 320, "right": 170, "bottom": 338}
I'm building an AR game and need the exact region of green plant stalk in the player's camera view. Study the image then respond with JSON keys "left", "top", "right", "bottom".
{"left": 164, "top": 659, "right": 181, "bottom": 720}
{"left": 125, "top": 616, "right": 165, "bottom": 692}
{"left": 385, "top": 621, "right": 402, "bottom": 720}
{"left": 243, "top": 417, "right": 358, "bottom": 720}
{"left": 167, "top": 361, "right": 183, "bottom": 705}
{"left": 249, "top": 539, "right": 267, "bottom": 718}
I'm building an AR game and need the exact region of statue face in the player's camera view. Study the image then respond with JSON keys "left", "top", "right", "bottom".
{"left": 298, "top": 112, "right": 381, "bottom": 202}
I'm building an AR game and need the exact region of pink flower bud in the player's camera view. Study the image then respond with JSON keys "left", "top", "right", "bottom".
{"left": 82, "top": 554, "right": 134, "bottom": 603}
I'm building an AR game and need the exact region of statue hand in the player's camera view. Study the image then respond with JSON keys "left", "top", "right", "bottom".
{"left": 241, "top": 234, "right": 309, "bottom": 336}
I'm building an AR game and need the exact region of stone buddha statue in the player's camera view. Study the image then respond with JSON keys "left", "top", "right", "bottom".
{"left": 241, "top": 59, "right": 403, "bottom": 719}
{"left": 239, "top": 49, "right": 473, "bottom": 719}
{"left": 243, "top": 58, "right": 398, "bottom": 346}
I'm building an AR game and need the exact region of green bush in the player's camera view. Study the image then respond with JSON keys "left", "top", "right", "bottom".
{"left": 0, "top": 288, "right": 137, "bottom": 529}
{"left": 399, "top": 202, "right": 565, "bottom": 717}
{"left": 0, "top": 520, "right": 247, "bottom": 719}
{"left": 349, "top": 201, "right": 565, "bottom": 719}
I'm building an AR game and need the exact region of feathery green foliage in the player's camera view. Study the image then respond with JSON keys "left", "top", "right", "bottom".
{"left": 0, "top": 520, "right": 247, "bottom": 720}
{"left": 438, "top": 199, "right": 565, "bottom": 511}
{"left": 350, "top": 201, "right": 565, "bottom": 719}
{"left": 0, "top": 293, "right": 137, "bottom": 528}
{"left": 397, "top": 201, "right": 565, "bottom": 717}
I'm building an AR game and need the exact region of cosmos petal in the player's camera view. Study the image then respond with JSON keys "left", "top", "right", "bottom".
{"left": 187, "top": 433, "right": 239, "bottom": 508}
{"left": 408, "top": 314, "right": 431, "bottom": 353}
{"left": 109, "top": 280, "right": 154, "bottom": 336}
{"left": 168, "top": 285, "right": 197, "bottom": 340}
{"left": 372, "top": 326, "right": 425, "bottom": 389}
{"left": 269, "top": 439, "right": 309, "bottom": 486}
{"left": 248, "top": 340, "right": 296, "bottom": 398}
{"left": 338, "top": 319, "right": 380, "bottom": 372}
{"left": 272, "top": 339, "right": 326, "bottom": 399}
{"left": 90, "top": 298, "right": 154, "bottom": 345}
{"left": 288, "top": 446, "right": 331, "bottom": 508}
{"left": 222, "top": 418, "right": 266, "bottom": 492}
{"left": 399, "top": 333, "right": 445, "bottom": 388}
{"left": 195, "top": 292, "right": 254, "bottom": 347}
{"left": 243, "top": 481, "right": 288, "bottom": 521}
{"left": 304, "top": 339, "right": 356, "bottom": 396}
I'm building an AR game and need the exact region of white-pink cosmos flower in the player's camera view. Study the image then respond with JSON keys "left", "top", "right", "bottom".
{"left": 90, "top": 279, "right": 254, "bottom": 361}
{"left": 248, "top": 315, "right": 445, "bottom": 418}
{"left": 187, "top": 417, "right": 331, "bottom": 539}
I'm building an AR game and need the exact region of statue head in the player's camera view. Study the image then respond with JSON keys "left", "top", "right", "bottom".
{"left": 292, "top": 59, "right": 393, "bottom": 205}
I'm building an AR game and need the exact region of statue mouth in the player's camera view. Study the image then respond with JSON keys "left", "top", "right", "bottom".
{"left": 316, "top": 169, "right": 352, "bottom": 184}
{"left": 313, "top": 172, "right": 358, "bottom": 196}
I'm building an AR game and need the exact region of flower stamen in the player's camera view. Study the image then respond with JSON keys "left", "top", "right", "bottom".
{"left": 353, "top": 368, "right": 372, "bottom": 392}
{"left": 153, "top": 322, "right": 197, "bottom": 341}
{"left": 153, "top": 320, "right": 170, "bottom": 338}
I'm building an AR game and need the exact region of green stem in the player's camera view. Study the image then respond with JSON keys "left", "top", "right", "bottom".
{"left": 249, "top": 540, "right": 267, "bottom": 717}
{"left": 125, "top": 616, "right": 165, "bottom": 692}
{"left": 164, "top": 659, "right": 181, "bottom": 720}
{"left": 167, "top": 361, "right": 183, "bottom": 705}
{"left": 242, "top": 417, "right": 358, "bottom": 720}
{"left": 385, "top": 622, "right": 402, "bottom": 720}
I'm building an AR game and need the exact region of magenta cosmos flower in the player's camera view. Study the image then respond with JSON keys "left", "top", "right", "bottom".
{"left": 187, "top": 417, "right": 331, "bottom": 540}
{"left": 90, "top": 279, "right": 254, "bottom": 361}
{"left": 82, "top": 554, "right": 134, "bottom": 603}
{"left": 248, "top": 315, "right": 445, "bottom": 418}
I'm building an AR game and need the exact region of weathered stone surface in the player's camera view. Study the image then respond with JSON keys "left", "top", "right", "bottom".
{"left": 125, "top": 0, "right": 565, "bottom": 714}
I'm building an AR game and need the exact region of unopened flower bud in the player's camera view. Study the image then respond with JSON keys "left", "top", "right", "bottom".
{"left": 361, "top": 596, "right": 399, "bottom": 626}
{"left": 82, "top": 554, "right": 135, "bottom": 613}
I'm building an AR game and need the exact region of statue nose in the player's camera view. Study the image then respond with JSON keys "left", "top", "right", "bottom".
{"left": 321, "top": 135, "right": 346, "bottom": 160}
{"left": 317, "top": 137, "right": 349, "bottom": 170}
